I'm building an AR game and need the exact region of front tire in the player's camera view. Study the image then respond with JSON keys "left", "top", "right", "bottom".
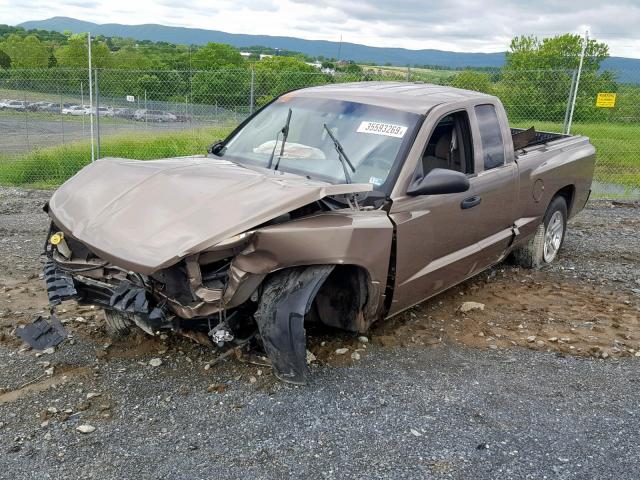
{"left": 512, "top": 196, "right": 567, "bottom": 269}
{"left": 104, "top": 309, "right": 133, "bottom": 338}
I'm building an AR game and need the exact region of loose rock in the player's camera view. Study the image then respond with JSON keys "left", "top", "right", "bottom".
{"left": 459, "top": 301, "right": 485, "bottom": 313}
{"left": 306, "top": 350, "right": 317, "bottom": 364}
{"left": 149, "top": 358, "right": 162, "bottom": 367}
{"left": 207, "top": 384, "right": 226, "bottom": 394}
{"left": 76, "top": 424, "right": 96, "bottom": 434}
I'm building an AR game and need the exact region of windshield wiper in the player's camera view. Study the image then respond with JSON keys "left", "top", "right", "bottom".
{"left": 323, "top": 123, "right": 356, "bottom": 184}
{"left": 267, "top": 108, "right": 292, "bottom": 170}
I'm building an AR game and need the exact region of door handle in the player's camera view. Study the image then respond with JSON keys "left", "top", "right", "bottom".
{"left": 461, "top": 195, "right": 481, "bottom": 209}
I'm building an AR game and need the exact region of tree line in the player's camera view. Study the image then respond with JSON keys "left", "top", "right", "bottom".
{"left": 0, "top": 25, "right": 635, "bottom": 123}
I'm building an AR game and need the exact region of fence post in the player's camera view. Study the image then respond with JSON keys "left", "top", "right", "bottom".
{"left": 406, "top": 65, "right": 411, "bottom": 82}
{"left": 250, "top": 68, "right": 255, "bottom": 114}
{"left": 23, "top": 91, "right": 30, "bottom": 151}
{"left": 562, "top": 69, "right": 578, "bottom": 134}
{"left": 80, "top": 81, "right": 84, "bottom": 136}
{"left": 94, "top": 69, "right": 101, "bottom": 159}
{"left": 87, "top": 32, "right": 95, "bottom": 162}
{"left": 566, "top": 30, "right": 589, "bottom": 135}
{"left": 184, "top": 95, "right": 188, "bottom": 130}
{"left": 60, "top": 88, "right": 65, "bottom": 145}
{"left": 144, "top": 90, "right": 148, "bottom": 129}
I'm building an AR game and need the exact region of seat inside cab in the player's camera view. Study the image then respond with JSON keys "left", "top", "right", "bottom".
{"left": 421, "top": 111, "right": 473, "bottom": 176}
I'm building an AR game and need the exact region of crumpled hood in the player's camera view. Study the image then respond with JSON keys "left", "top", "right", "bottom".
{"left": 48, "top": 156, "right": 372, "bottom": 274}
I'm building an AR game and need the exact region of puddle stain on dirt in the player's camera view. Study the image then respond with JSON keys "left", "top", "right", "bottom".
{"left": 0, "top": 365, "right": 91, "bottom": 404}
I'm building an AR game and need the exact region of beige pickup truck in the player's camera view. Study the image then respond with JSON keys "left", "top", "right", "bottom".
{"left": 36, "top": 82, "right": 595, "bottom": 383}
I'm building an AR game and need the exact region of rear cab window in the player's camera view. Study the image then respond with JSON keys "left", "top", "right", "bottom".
{"left": 474, "top": 104, "right": 505, "bottom": 170}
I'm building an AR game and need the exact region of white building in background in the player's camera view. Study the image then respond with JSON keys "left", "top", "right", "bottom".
{"left": 306, "top": 61, "right": 322, "bottom": 69}
{"left": 239, "top": 51, "right": 252, "bottom": 58}
{"left": 259, "top": 54, "right": 273, "bottom": 60}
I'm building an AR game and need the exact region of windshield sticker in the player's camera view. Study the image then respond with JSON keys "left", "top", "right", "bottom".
{"left": 357, "top": 121, "right": 407, "bottom": 138}
{"left": 369, "top": 176, "right": 384, "bottom": 186}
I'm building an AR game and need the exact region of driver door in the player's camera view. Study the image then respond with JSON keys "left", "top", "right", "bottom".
{"left": 387, "top": 105, "right": 516, "bottom": 316}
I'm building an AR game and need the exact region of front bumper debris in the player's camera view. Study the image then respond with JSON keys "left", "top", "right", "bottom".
{"left": 43, "top": 260, "right": 77, "bottom": 306}
{"left": 17, "top": 314, "right": 67, "bottom": 350}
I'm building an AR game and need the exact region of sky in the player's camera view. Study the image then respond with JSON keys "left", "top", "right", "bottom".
{"left": 2, "top": 0, "right": 640, "bottom": 58}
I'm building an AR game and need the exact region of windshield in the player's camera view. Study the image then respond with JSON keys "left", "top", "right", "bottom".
{"left": 219, "top": 96, "right": 421, "bottom": 188}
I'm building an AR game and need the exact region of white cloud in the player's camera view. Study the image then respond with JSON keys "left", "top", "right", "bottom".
{"left": 1, "top": 0, "right": 639, "bottom": 58}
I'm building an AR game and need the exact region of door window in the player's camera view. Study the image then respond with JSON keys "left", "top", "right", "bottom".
{"left": 419, "top": 111, "right": 473, "bottom": 176}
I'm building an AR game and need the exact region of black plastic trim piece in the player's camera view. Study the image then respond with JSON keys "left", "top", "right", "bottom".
{"left": 254, "top": 265, "right": 334, "bottom": 384}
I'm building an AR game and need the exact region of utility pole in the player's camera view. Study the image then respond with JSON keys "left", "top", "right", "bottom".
{"left": 566, "top": 29, "right": 588, "bottom": 135}
{"left": 94, "top": 69, "right": 101, "bottom": 159}
{"left": 249, "top": 68, "right": 255, "bottom": 114}
{"left": 87, "top": 32, "right": 95, "bottom": 162}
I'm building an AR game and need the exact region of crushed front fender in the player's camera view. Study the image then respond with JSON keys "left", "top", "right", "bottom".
{"left": 254, "top": 265, "right": 334, "bottom": 385}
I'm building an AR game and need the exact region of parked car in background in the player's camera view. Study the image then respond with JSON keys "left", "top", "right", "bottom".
{"left": 0, "top": 99, "right": 13, "bottom": 109}
{"left": 31, "top": 101, "right": 61, "bottom": 113}
{"left": 3, "top": 100, "right": 31, "bottom": 112}
{"left": 87, "top": 106, "right": 115, "bottom": 117}
{"left": 114, "top": 107, "right": 136, "bottom": 120}
{"left": 134, "top": 109, "right": 177, "bottom": 122}
{"left": 62, "top": 105, "right": 88, "bottom": 116}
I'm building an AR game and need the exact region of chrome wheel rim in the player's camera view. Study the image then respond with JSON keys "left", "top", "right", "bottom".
{"left": 543, "top": 211, "right": 563, "bottom": 263}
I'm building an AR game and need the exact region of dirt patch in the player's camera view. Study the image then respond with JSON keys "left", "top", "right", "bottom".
{"left": 374, "top": 268, "right": 639, "bottom": 359}
{"left": 0, "top": 365, "right": 91, "bottom": 404}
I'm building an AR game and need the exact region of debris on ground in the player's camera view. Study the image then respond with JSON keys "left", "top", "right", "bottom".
{"left": 459, "top": 301, "right": 486, "bottom": 313}
{"left": 76, "top": 424, "right": 96, "bottom": 434}
{"left": 148, "top": 358, "right": 162, "bottom": 367}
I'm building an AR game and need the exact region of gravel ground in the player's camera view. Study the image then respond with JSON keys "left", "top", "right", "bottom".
{"left": 0, "top": 187, "right": 639, "bottom": 479}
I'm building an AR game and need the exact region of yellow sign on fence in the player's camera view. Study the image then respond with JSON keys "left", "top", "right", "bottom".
{"left": 596, "top": 92, "right": 617, "bottom": 108}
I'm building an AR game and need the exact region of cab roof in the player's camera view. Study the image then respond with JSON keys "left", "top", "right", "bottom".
{"left": 290, "top": 81, "right": 495, "bottom": 114}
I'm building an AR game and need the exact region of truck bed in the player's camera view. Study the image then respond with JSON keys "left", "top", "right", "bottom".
{"left": 511, "top": 127, "right": 567, "bottom": 151}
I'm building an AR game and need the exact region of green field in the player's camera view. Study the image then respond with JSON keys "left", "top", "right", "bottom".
{"left": 0, "top": 126, "right": 233, "bottom": 188}
{"left": 360, "top": 65, "right": 456, "bottom": 83}
{"left": 0, "top": 121, "right": 637, "bottom": 194}
{"left": 0, "top": 87, "right": 85, "bottom": 104}
{"left": 512, "top": 121, "right": 640, "bottom": 191}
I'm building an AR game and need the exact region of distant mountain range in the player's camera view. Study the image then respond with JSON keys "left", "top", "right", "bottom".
{"left": 18, "top": 17, "right": 640, "bottom": 82}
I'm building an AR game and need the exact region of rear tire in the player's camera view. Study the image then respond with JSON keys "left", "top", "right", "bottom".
{"left": 104, "top": 309, "right": 133, "bottom": 338}
{"left": 512, "top": 196, "right": 567, "bottom": 269}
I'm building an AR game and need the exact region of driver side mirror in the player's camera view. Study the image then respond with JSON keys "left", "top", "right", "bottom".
{"left": 207, "top": 140, "right": 225, "bottom": 156}
{"left": 407, "top": 168, "right": 470, "bottom": 196}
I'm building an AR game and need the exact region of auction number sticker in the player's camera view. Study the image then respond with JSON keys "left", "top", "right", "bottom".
{"left": 357, "top": 121, "right": 407, "bottom": 138}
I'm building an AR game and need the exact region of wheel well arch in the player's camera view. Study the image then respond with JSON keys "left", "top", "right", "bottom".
{"left": 552, "top": 184, "right": 575, "bottom": 215}
{"left": 298, "top": 264, "right": 373, "bottom": 334}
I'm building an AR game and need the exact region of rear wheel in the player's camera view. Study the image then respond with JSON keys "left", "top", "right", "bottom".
{"left": 512, "top": 196, "right": 567, "bottom": 269}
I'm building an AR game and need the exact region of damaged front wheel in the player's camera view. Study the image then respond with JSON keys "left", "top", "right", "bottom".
{"left": 104, "top": 309, "right": 134, "bottom": 338}
{"left": 254, "top": 265, "right": 334, "bottom": 385}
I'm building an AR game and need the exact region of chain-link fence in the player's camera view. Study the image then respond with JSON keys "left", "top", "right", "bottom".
{"left": 0, "top": 66, "right": 638, "bottom": 197}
